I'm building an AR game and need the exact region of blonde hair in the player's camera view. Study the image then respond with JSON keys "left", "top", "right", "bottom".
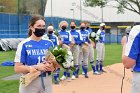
{"left": 59, "top": 21, "right": 69, "bottom": 29}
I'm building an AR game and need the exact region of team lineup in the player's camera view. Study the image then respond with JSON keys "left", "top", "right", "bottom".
{"left": 45, "top": 21, "right": 106, "bottom": 84}
{"left": 14, "top": 15, "right": 106, "bottom": 93}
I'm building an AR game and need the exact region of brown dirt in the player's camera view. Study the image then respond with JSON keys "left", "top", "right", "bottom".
{"left": 52, "top": 63, "right": 132, "bottom": 93}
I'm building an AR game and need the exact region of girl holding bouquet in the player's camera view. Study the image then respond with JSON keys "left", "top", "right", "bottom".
{"left": 85, "top": 22, "right": 100, "bottom": 75}
{"left": 43, "top": 24, "right": 60, "bottom": 84}
{"left": 14, "top": 15, "right": 55, "bottom": 93}
{"left": 58, "top": 21, "right": 74, "bottom": 81}
{"left": 78, "top": 22, "right": 90, "bottom": 78}
{"left": 70, "top": 21, "right": 83, "bottom": 80}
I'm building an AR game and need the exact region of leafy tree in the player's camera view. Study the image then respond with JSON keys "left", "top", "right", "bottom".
{"left": 0, "top": 0, "right": 47, "bottom": 15}
{"left": 0, "top": 0, "right": 17, "bottom": 13}
{"left": 84, "top": 0, "right": 140, "bottom": 15}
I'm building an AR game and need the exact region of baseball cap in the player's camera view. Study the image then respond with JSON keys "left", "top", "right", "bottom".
{"left": 47, "top": 26, "right": 54, "bottom": 30}
{"left": 100, "top": 23, "right": 106, "bottom": 27}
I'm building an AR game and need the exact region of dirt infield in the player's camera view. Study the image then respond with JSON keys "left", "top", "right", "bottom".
{"left": 53, "top": 63, "right": 132, "bottom": 93}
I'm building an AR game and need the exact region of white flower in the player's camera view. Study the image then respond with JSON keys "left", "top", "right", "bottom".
{"left": 63, "top": 50, "right": 74, "bottom": 68}
{"left": 70, "top": 60, "right": 74, "bottom": 67}
{"left": 90, "top": 32, "right": 96, "bottom": 37}
{"left": 62, "top": 62, "right": 70, "bottom": 68}
{"left": 53, "top": 47, "right": 58, "bottom": 50}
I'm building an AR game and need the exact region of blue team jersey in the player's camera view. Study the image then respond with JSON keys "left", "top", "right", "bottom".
{"left": 58, "top": 30, "right": 72, "bottom": 45}
{"left": 79, "top": 29, "right": 90, "bottom": 44}
{"left": 86, "top": 28, "right": 92, "bottom": 34}
{"left": 70, "top": 30, "right": 83, "bottom": 45}
{"left": 14, "top": 38, "right": 54, "bottom": 66}
{"left": 125, "top": 25, "right": 140, "bottom": 72}
{"left": 44, "top": 34, "right": 59, "bottom": 47}
{"left": 96, "top": 29, "right": 105, "bottom": 43}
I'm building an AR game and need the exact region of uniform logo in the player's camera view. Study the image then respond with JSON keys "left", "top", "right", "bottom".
{"left": 25, "top": 45, "right": 32, "bottom": 48}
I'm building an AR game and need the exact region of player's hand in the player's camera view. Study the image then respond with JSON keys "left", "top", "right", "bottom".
{"left": 93, "top": 43, "right": 96, "bottom": 49}
{"left": 44, "top": 61, "right": 55, "bottom": 72}
{"left": 35, "top": 63, "right": 49, "bottom": 72}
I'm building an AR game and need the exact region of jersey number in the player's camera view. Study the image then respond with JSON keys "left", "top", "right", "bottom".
{"left": 38, "top": 56, "right": 46, "bottom": 63}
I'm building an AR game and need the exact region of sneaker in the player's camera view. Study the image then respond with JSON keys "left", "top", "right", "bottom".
{"left": 100, "top": 69, "right": 106, "bottom": 73}
{"left": 85, "top": 75, "right": 89, "bottom": 78}
{"left": 71, "top": 75, "right": 76, "bottom": 80}
{"left": 67, "top": 77, "right": 71, "bottom": 82}
{"left": 57, "top": 78, "right": 60, "bottom": 82}
{"left": 82, "top": 71, "right": 85, "bottom": 75}
{"left": 54, "top": 81, "right": 59, "bottom": 84}
{"left": 75, "top": 75, "right": 79, "bottom": 78}
{"left": 94, "top": 71, "right": 101, "bottom": 75}
{"left": 60, "top": 75, "right": 66, "bottom": 81}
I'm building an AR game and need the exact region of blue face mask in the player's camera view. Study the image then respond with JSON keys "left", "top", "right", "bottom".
{"left": 33, "top": 28, "right": 46, "bottom": 37}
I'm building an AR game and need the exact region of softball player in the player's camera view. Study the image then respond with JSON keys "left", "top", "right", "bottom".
{"left": 70, "top": 21, "right": 83, "bottom": 80}
{"left": 14, "top": 15, "right": 55, "bottom": 93}
{"left": 78, "top": 22, "right": 89, "bottom": 78}
{"left": 95, "top": 23, "right": 106, "bottom": 73}
{"left": 43, "top": 25, "right": 60, "bottom": 84}
{"left": 58, "top": 21, "right": 73, "bottom": 81}
{"left": 85, "top": 22, "right": 100, "bottom": 75}
{"left": 122, "top": 25, "right": 140, "bottom": 93}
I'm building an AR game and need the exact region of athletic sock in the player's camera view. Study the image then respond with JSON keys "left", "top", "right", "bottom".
{"left": 100, "top": 61, "right": 103, "bottom": 71}
{"left": 96, "top": 60, "right": 99, "bottom": 72}
{"left": 90, "top": 61, "right": 96, "bottom": 72}
{"left": 63, "top": 71, "right": 67, "bottom": 76}
{"left": 83, "top": 65, "right": 88, "bottom": 76}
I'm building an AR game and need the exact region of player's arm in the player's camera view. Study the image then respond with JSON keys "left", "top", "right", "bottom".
{"left": 122, "top": 56, "right": 136, "bottom": 69}
{"left": 75, "top": 31, "right": 82, "bottom": 45}
{"left": 95, "top": 30, "right": 101, "bottom": 41}
{"left": 14, "top": 62, "right": 30, "bottom": 74}
{"left": 122, "top": 33, "right": 140, "bottom": 69}
{"left": 63, "top": 32, "right": 73, "bottom": 45}
{"left": 121, "top": 36, "right": 127, "bottom": 46}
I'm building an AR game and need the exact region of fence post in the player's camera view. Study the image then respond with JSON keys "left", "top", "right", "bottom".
{"left": 17, "top": 0, "right": 20, "bottom": 38}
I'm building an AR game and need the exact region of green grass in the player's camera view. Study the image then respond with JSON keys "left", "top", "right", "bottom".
{"left": 0, "top": 44, "right": 122, "bottom": 93}
{"left": 0, "top": 50, "right": 19, "bottom": 93}
{"left": 104, "top": 44, "right": 122, "bottom": 66}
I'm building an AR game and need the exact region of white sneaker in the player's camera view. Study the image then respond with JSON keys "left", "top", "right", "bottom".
{"left": 82, "top": 71, "right": 85, "bottom": 75}
{"left": 71, "top": 75, "right": 76, "bottom": 80}
{"left": 94, "top": 71, "right": 101, "bottom": 75}
{"left": 60, "top": 75, "right": 66, "bottom": 81}
{"left": 67, "top": 77, "right": 71, "bottom": 82}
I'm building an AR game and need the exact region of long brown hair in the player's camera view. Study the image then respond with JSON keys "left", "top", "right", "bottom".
{"left": 28, "top": 15, "right": 46, "bottom": 37}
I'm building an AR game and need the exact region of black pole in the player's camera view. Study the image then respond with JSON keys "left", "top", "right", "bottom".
{"left": 41, "top": 0, "right": 44, "bottom": 16}
{"left": 18, "top": 0, "right": 20, "bottom": 38}
{"left": 73, "top": 9, "right": 75, "bottom": 20}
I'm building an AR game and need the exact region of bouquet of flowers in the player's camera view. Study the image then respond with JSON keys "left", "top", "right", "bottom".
{"left": 20, "top": 45, "right": 75, "bottom": 87}
{"left": 47, "top": 45, "right": 76, "bottom": 71}
{"left": 89, "top": 32, "right": 96, "bottom": 42}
